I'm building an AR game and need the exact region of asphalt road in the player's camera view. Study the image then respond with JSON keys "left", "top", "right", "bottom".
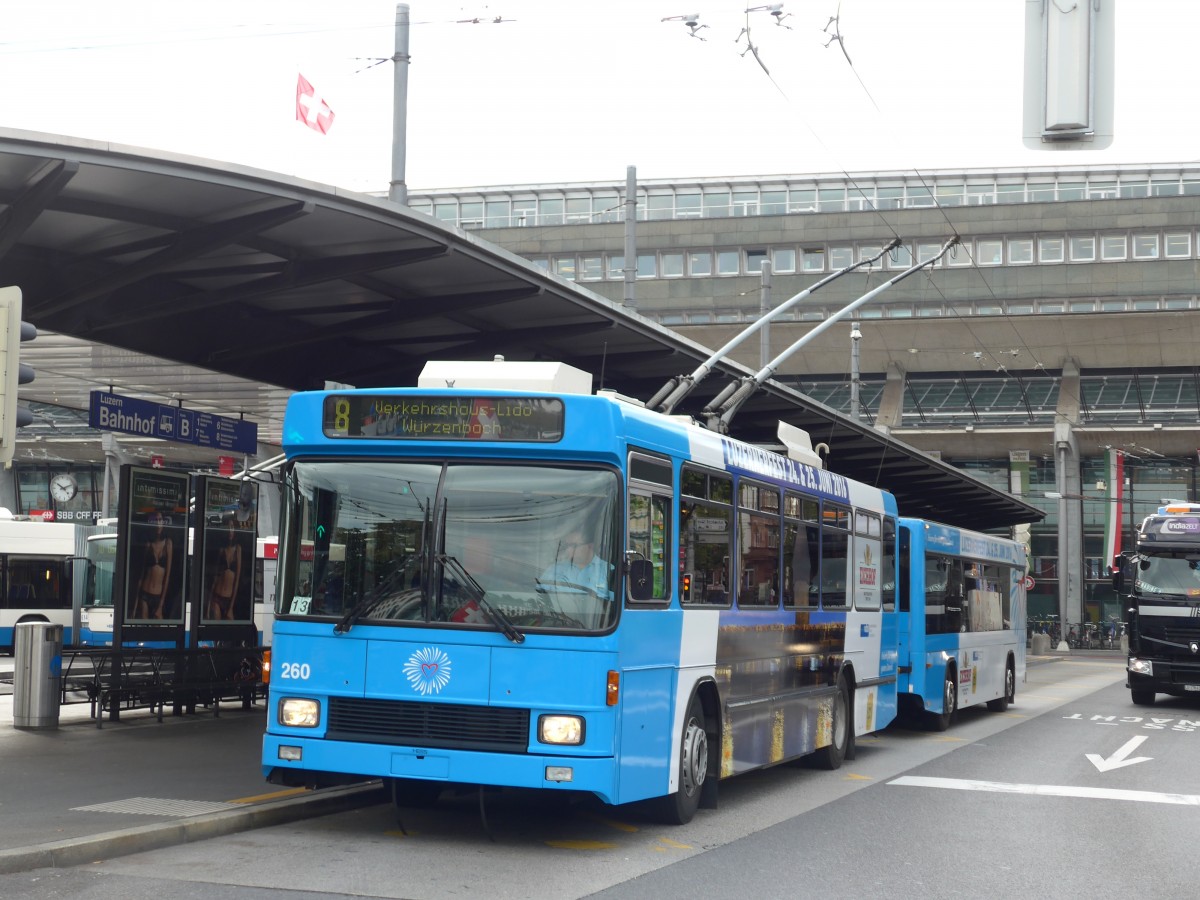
{"left": 1, "top": 655, "right": 1157, "bottom": 899}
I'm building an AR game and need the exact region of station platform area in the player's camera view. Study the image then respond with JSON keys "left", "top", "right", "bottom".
{"left": 0, "top": 668, "right": 384, "bottom": 875}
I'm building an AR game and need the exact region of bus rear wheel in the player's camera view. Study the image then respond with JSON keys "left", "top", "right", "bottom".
{"left": 810, "top": 673, "right": 851, "bottom": 770}
{"left": 987, "top": 661, "right": 1015, "bottom": 712}
{"left": 649, "top": 695, "right": 708, "bottom": 825}
{"left": 926, "top": 668, "right": 957, "bottom": 731}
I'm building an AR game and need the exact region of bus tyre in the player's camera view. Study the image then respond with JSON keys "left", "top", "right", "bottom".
{"left": 987, "top": 661, "right": 1015, "bottom": 712}
{"left": 811, "top": 673, "right": 851, "bottom": 770}
{"left": 650, "top": 695, "right": 708, "bottom": 825}
{"left": 926, "top": 668, "right": 957, "bottom": 732}
{"left": 390, "top": 777, "right": 442, "bottom": 810}
{"left": 1130, "top": 689, "right": 1156, "bottom": 707}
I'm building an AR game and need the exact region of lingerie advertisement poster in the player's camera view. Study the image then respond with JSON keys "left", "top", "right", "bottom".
{"left": 122, "top": 467, "right": 189, "bottom": 624}
{"left": 199, "top": 477, "right": 258, "bottom": 624}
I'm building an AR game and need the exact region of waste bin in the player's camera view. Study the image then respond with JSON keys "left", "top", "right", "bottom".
{"left": 12, "top": 621, "right": 63, "bottom": 729}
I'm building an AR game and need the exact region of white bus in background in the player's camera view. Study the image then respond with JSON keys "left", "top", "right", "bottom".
{"left": 79, "top": 530, "right": 277, "bottom": 647}
{"left": 0, "top": 518, "right": 80, "bottom": 653}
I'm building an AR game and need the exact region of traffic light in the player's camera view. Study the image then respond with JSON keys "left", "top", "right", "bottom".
{"left": 0, "top": 286, "right": 35, "bottom": 466}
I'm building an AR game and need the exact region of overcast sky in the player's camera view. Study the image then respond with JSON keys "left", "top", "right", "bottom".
{"left": 2, "top": 2, "right": 1194, "bottom": 192}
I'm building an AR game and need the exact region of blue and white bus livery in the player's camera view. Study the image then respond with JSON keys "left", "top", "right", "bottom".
{"left": 262, "top": 358, "right": 901, "bottom": 823}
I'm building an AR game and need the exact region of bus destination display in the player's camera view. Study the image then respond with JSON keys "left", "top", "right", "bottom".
{"left": 323, "top": 395, "right": 564, "bottom": 442}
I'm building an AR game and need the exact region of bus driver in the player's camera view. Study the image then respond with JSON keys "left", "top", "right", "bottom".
{"left": 539, "top": 530, "right": 612, "bottom": 599}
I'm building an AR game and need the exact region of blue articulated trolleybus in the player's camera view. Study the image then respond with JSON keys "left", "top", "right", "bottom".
{"left": 896, "top": 519, "right": 1026, "bottom": 730}
{"left": 263, "top": 358, "right": 907, "bottom": 823}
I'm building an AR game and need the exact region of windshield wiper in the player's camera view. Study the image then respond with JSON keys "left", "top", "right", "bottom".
{"left": 334, "top": 561, "right": 411, "bottom": 634}
{"left": 438, "top": 553, "right": 524, "bottom": 644}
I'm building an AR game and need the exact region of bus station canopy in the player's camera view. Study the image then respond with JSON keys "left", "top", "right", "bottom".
{"left": 0, "top": 129, "right": 1042, "bottom": 529}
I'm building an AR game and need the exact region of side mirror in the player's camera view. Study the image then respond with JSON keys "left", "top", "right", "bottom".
{"left": 628, "top": 559, "right": 654, "bottom": 602}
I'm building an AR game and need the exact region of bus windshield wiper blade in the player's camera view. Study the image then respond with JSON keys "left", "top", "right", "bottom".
{"left": 438, "top": 553, "right": 524, "bottom": 644}
{"left": 334, "top": 560, "right": 410, "bottom": 634}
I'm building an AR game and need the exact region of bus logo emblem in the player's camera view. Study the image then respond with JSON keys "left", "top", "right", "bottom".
{"left": 403, "top": 647, "right": 453, "bottom": 695}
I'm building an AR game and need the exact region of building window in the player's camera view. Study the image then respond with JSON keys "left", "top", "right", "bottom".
{"left": 829, "top": 247, "right": 854, "bottom": 268}
{"left": 888, "top": 244, "right": 913, "bottom": 268}
{"left": 579, "top": 257, "right": 603, "bottom": 280}
{"left": 554, "top": 257, "right": 576, "bottom": 280}
{"left": 1027, "top": 182, "right": 1056, "bottom": 202}
{"left": 1038, "top": 237, "right": 1065, "bottom": 263}
{"left": 539, "top": 199, "right": 564, "bottom": 226}
{"left": 513, "top": 199, "right": 537, "bottom": 226}
{"left": 593, "top": 194, "right": 621, "bottom": 222}
{"left": 760, "top": 190, "right": 787, "bottom": 215}
{"left": 1100, "top": 234, "right": 1128, "bottom": 260}
{"left": 802, "top": 248, "right": 825, "bottom": 272}
{"left": 606, "top": 255, "right": 624, "bottom": 279}
{"left": 906, "top": 186, "right": 934, "bottom": 208}
{"left": 771, "top": 248, "right": 796, "bottom": 273}
{"left": 1132, "top": 234, "right": 1159, "bottom": 259}
{"left": 688, "top": 252, "right": 712, "bottom": 276}
{"left": 818, "top": 188, "right": 846, "bottom": 212}
{"left": 646, "top": 195, "right": 674, "bottom": 221}
{"left": 916, "top": 242, "right": 944, "bottom": 265}
{"left": 975, "top": 240, "right": 1003, "bottom": 265}
{"left": 1007, "top": 239, "right": 1034, "bottom": 264}
{"left": 485, "top": 200, "right": 511, "bottom": 228}
{"left": 733, "top": 191, "right": 759, "bottom": 217}
{"left": 637, "top": 254, "right": 657, "bottom": 278}
{"left": 675, "top": 193, "right": 701, "bottom": 219}
{"left": 1069, "top": 236, "right": 1096, "bottom": 261}
{"left": 966, "top": 184, "right": 996, "bottom": 205}
{"left": 1165, "top": 233, "right": 1192, "bottom": 257}
{"left": 876, "top": 186, "right": 904, "bottom": 209}
{"left": 716, "top": 251, "right": 740, "bottom": 275}
{"left": 946, "top": 242, "right": 972, "bottom": 267}
{"left": 703, "top": 192, "right": 731, "bottom": 218}
{"left": 857, "top": 245, "right": 883, "bottom": 268}
{"left": 789, "top": 189, "right": 817, "bottom": 212}
{"left": 661, "top": 252, "right": 684, "bottom": 278}
{"left": 564, "top": 198, "right": 592, "bottom": 224}
{"left": 746, "top": 249, "right": 768, "bottom": 273}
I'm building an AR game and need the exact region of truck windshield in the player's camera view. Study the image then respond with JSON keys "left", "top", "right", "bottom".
{"left": 278, "top": 460, "right": 620, "bottom": 633}
{"left": 1135, "top": 556, "right": 1200, "bottom": 598}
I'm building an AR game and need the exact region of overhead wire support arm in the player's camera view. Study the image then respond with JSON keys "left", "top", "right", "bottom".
{"left": 705, "top": 236, "right": 959, "bottom": 434}
{"left": 647, "top": 239, "right": 900, "bottom": 415}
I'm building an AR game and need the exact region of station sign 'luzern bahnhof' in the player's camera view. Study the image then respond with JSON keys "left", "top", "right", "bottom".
{"left": 89, "top": 390, "right": 258, "bottom": 454}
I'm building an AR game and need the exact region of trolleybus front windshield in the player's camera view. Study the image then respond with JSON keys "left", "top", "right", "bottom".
{"left": 279, "top": 460, "right": 621, "bottom": 632}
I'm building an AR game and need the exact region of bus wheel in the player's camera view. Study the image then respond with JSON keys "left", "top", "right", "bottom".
{"left": 926, "top": 668, "right": 957, "bottom": 732}
{"left": 1130, "top": 689, "right": 1156, "bottom": 707}
{"left": 987, "top": 662, "right": 1015, "bottom": 712}
{"left": 390, "top": 777, "right": 442, "bottom": 809}
{"left": 650, "top": 695, "right": 708, "bottom": 825}
{"left": 811, "top": 673, "right": 851, "bottom": 770}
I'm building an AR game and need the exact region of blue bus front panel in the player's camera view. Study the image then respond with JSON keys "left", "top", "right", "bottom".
{"left": 266, "top": 622, "right": 644, "bottom": 804}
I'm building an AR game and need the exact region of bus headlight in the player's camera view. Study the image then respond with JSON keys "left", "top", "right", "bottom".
{"left": 279, "top": 698, "right": 321, "bottom": 728}
{"left": 538, "top": 715, "right": 584, "bottom": 745}
{"left": 1128, "top": 657, "right": 1153, "bottom": 676}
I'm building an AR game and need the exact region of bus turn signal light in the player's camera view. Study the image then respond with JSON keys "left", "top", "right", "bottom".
{"left": 261, "top": 649, "right": 271, "bottom": 684}
{"left": 607, "top": 670, "right": 619, "bottom": 706}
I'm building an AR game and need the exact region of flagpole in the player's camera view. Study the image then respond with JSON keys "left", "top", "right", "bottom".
{"left": 389, "top": 3, "right": 411, "bottom": 205}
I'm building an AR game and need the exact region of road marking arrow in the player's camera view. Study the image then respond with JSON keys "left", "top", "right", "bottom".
{"left": 1086, "top": 735, "right": 1152, "bottom": 772}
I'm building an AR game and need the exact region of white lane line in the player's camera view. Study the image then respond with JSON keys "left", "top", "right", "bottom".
{"left": 889, "top": 776, "right": 1200, "bottom": 807}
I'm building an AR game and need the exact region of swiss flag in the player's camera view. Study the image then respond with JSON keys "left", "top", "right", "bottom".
{"left": 296, "top": 73, "right": 335, "bottom": 134}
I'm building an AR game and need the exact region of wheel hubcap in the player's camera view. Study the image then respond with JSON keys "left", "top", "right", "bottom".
{"left": 680, "top": 717, "right": 708, "bottom": 797}
{"left": 945, "top": 677, "right": 956, "bottom": 715}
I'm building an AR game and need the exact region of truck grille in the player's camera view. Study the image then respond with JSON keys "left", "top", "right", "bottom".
{"left": 326, "top": 697, "right": 530, "bottom": 754}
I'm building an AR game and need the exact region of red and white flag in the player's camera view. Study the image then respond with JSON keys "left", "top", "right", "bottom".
{"left": 295, "top": 73, "right": 335, "bottom": 134}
